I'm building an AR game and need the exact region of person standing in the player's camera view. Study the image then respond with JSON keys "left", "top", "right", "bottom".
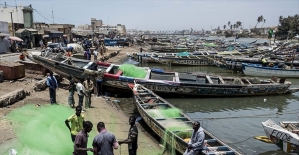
{"left": 65, "top": 106, "right": 85, "bottom": 143}
{"left": 73, "top": 121, "right": 94, "bottom": 155}
{"left": 83, "top": 77, "right": 94, "bottom": 109}
{"left": 92, "top": 122, "right": 119, "bottom": 155}
{"left": 46, "top": 72, "right": 58, "bottom": 104}
{"left": 118, "top": 116, "right": 138, "bottom": 155}
{"left": 93, "top": 48, "right": 98, "bottom": 62}
{"left": 96, "top": 70, "right": 104, "bottom": 97}
{"left": 63, "top": 75, "right": 76, "bottom": 108}
{"left": 183, "top": 121, "right": 205, "bottom": 155}
{"left": 76, "top": 79, "right": 86, "bottom": 108}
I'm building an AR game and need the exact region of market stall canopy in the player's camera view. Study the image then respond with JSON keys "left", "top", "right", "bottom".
{"left": 49, "top": 30, "right": 63, "bottom": 38}
{"left": 8, "top": 36, "right": 23, "bottom": 42}
{"left": 15, "top": 28, "right": 38, "bottom": 35}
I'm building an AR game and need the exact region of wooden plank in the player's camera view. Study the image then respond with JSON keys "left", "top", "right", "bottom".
{"left": 105, "top": 64, "right": 114, "bottom": 73}
{"left": 245, "top": 79, "right": 252, "bottom": 84}
{"left": 174, "top": 72, "right": 180, "bottom": 82}
{"left": 236, "top": 78, "right": 244, "bottom": 85}
{"left": 206, "top": 75, "right": 214, "bottom": 84}
{"left": 218, "top": 76, "right": 225, "bottom": 84}
{"left": 141, "top": 103, "right": 168, "bottom": 107}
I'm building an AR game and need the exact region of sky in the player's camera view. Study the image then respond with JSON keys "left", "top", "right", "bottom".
{"left": 0, "top": 0, "right": 298, "bottom": 31}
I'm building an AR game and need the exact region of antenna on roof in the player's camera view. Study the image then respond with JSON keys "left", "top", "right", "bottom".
{"left": 52, "top": 4, "right": 54, "bottom": 24}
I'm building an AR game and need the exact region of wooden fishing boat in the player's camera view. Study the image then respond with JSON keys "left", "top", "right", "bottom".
{"left": 242, "top": 63, "right": 299, "bottom": 78}
{"left": 28, "top": 53, "right": 299, "bottom": 97}
{"left": 130, "top": 84, "right": 241, "bottom": 155}
{"left": 28, "top": 53, "right": 101, "bottom": 80}
{"left": 262, "top": 119, "right": 299, "bottom": 154}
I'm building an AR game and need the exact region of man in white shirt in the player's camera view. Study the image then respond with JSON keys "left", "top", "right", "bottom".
{"left": 93, "top": 48, "right": 98, "bottom": 62}
{"left": 76, "top": 79, "right": 87, "bottom": 108}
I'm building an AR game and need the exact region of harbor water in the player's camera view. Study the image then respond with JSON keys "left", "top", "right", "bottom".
{"left": 138, "top": 63, "right": 299, "bottom": 155}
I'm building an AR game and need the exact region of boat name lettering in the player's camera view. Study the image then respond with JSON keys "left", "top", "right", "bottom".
{"left": 146, "top": 85, "right": 176, "bottom": 92}
{"left": 270, "top": 129, "right": 293, "bottom": 142}
{"left": 179, "top": 60, "right": 205, "bottom": 64}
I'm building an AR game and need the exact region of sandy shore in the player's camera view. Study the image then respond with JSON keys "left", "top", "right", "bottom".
{"left": 0, "top": 45, "right": 168, "bottom": 155}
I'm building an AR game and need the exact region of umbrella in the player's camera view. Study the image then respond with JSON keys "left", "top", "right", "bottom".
{"left": 9, "top": 36, "right": 23, "bottom": 42}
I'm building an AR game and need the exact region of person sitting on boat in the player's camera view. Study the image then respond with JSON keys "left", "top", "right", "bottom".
{"left": 268, "top": 62, "right": 274, "bottom": 67}
{"left": 261, "top": 57, "right": 268, "bottom": 67}
{"left": 19, "top": 52, "right": 26, "bottom": 61}
{"left": 184, "top": 121, "right": 205, "bottom": 155}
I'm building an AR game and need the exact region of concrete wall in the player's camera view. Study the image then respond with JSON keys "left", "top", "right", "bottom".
{"left": 0, "top": 37, "right": 10, "bottom": 53}
{"left": 0, "top": 6, "right": 24, "bottom": 24}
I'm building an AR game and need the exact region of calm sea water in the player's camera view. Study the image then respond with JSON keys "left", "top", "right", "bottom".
{"left": 138, "top": 63, "right": 299, "bottom": 155}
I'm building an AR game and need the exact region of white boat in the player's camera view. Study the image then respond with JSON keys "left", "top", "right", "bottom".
{"left": 262, "top": 119, "right": 299, "bottom": 154}
{"left": 242, "top": 63, "right": 299, "bottom": 78}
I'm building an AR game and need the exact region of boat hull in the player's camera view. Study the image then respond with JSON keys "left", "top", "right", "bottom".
{"left": 242, "top": 63, "right": 299, "bottom": 78}
{"left": 262, "top": 119, "right": 299, "bottom": 154}
{"left": 103, "top": 78, "right": 291, "bottom": 97}
{"left": 132, "top": 84, "right": 241, "bottom": 155}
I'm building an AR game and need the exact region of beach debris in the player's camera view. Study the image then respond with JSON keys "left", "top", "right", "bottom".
{"left": 9, "top": 149, "right": 17, "bottom": 155}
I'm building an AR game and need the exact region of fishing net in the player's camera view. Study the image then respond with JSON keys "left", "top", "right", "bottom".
{"left": 119, "top": 64, "right": 147, "bottom": 78}
{"left": 147, "top": 108, "right": 181, "bottom": 119}
{"left": 1, "top": 104, "right": 96, "bottom": 155}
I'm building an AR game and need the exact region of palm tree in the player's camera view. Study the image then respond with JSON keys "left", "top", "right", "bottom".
{"left": 230, "top": 25, "right": 233, "bottom": 31}
{"left": 236, "top": 21, "right": 242, "bottom": 29}
{"left": 223, "top": 25, "right": 226, "bottom": 30}
{"left": 261, "top": 19, "right": 266, "bottom": 28}
{"left": 255, "top": 15, "right": 264, "bottom": 28}
{"left": 228, "top": 21, "right": 231, "bottom": 27}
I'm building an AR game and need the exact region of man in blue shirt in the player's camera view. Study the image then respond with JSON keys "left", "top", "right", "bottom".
{"left": 46, "top": 72, "right": 58, "bottom": 104}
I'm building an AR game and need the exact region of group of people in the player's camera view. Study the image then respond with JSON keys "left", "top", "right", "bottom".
{"left": 46, "top": 71, "right": 104, "bottom": 110}
{"left": 84, "top": 44, "right": 106, "bottom": 62}
{"left": 65, "top": 106, "right": 139, "bottom": 155}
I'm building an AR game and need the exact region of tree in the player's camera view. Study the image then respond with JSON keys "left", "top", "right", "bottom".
{"left": 236, "top": 21, "right": 242, "bottom": 29}
{"left": 277, "top": 14, "right": 299, "bottom": 39}
{"left": 223, "top": 25, "right": 226, "bottom": 30}
{"left": 228, "top": 21, "right": 231, "bottom": 27}
{"left": 255, "top": 15, "right": 264, "bottom": 28}
{"left": 230, "top": 25, "right": 233, "bottom": 31}
{"left": 261, "top": 19, "right": 266, "bottom": 28}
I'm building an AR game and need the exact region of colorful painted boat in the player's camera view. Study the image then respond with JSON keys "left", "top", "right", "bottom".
{"left": 130, "top": 84, "right": 241, "bottom": 155}
{"left": 242, "top": 63, "right": 299, "bottom": 78}
{"left": 262, "top": 119, "right": 299, "bottom": 154}
{"left": 97, "top": 62, "right": 298, "bottom": 97}
{"left": 28, "top": 53, "right": 299, "bottom": 97}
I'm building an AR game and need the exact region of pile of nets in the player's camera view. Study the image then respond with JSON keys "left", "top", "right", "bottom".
{"left": 1, "top": 104, "right": 96, "bottom": 155}
{"left": 119, "top": 64, "right": 147, "bottom": 78}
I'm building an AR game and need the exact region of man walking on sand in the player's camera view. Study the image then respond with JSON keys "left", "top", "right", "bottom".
{"left": 46, "top": 71, "right": 58, "bottom": 104}
{"left": 118, "top": 116, "right": 138, "bottom": 155}
{"left": 93, "top": 48, "right": 98, "bottom": 62}
{"left": 65, "top": 106, "right": 85, "bottom": 143}
{"left": 92, "top": 122, "right": 119, "bottom": 155}
{"left": 73, "top": 121, "right": 94, "bottom": 155}
{"left": 63, "top": 75, "right": 76, "bottom": 108}
{"left": 76, "top": 79, "right": 87, "bottom": 109}
{"left": 83, "top": 77, "right": 94, "bottom": 109}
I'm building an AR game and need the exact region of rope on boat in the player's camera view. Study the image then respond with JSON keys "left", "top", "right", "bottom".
{"left": 225, "top": 136, "right": 255, "bottom": 144}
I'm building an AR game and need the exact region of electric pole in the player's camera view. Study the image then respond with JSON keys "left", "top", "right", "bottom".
{"left": 10, "top": 12, "right": 15, "bottom": 36}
